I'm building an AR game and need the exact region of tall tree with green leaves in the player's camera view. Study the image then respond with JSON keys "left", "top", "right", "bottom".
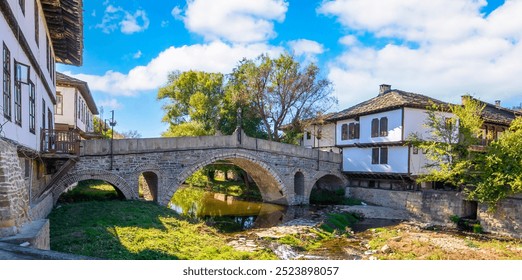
{"left": 158, "top": 70, "right": 225, "bottom": 136}
{"left": 227, "top": 53, "right": 336, "bottom": 143}
{"left": 409, "top": 96, "right": 485, "bottom": 188}
{"left": 469, "top": 117, "right": 522, "bottom": 209}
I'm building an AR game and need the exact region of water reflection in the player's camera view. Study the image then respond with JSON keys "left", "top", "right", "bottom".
{"left": 169, "top": 187, "right": 287, "bottom": 232}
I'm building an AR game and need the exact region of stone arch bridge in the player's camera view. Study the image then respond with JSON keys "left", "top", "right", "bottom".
{"left": 51, "top": 130, "right": 345, "bottom": 206}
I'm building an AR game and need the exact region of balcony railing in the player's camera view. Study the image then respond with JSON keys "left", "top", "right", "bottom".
{"left": 41, "top": 129, "right": 81, "bottom": 155}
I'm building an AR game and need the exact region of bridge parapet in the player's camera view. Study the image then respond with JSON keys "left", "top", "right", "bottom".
{"left": 80, "top": 130, "right": 342, "bottom": 164}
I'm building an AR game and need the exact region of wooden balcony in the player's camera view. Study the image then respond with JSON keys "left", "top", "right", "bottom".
{"left": 41, "top": 129, "right": 81, "bottom": 155}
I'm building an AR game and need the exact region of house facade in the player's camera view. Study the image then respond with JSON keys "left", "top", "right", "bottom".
{"left": 0, "top": 0, "right": 84, "bottom": 240}
{"left": 1, "top": 0, "right": 83, "bottom": 151}
{"left": 327, "top": 85, "right": 454, "bottom": 190}
{"left": 301, "top": 114, "right": 341, "bottom": 153}
{"left": 55, "top": 72, "right": 98, "bottom": 138}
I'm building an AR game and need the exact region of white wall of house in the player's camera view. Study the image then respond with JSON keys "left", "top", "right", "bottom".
{"left": 403, "top": 108, "right": 455, "bottom": 141}
{"left": 342, "top": 146, "right": 409, "bottom": 173}
{"left": 336, "top": 108, "right": 403, "bottom": 146}
{"left": 302, "top": 122, "right": 337, "bottom": 151}
{"left": 55, "top": 86, "right": 76, "bottom": 128}
{"left": 1, "top": 0, "right": 56, "bottom": 151}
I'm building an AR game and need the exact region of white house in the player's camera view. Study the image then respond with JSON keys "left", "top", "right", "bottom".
{"left": 328, "top": 84, "right": 454, "bottom": 190}
{"left": 0, "top": 0, "right": 83, "bottom": 208}
{"left": 1, "top": 0, "right": 83, "bottom": 152}
{"left": 301, "top": 113, "right": 341, "bottom": 153}
{"left": 55, "top": 72, "right": 98, "bottom": 138}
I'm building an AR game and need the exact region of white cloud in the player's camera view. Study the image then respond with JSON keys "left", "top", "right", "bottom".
{"left": 132, "top": 50, "right": 142, "bottom": 59}
{"left": 339, "top": 35, "right": 358, "bottom": 46}
{"left": 95, "top": 3, "right": 149, "bottom": 34}
{"left": 68, "top": 41, "right": 284, "bottom": 96}
{"left": 179, "top": 0, "right": 288, "bottom": 43}
{"left": 318, "top": 0, "right": 522, "bottom": 108}
{"left": 288, "top": 39, "right": 324, "bottom": 63}
{"left": 288, "top": 39, "right": 324, "bottom": 56}
{"left": 120, "top": 9, "right": 150, "bottom": 34}
{"left": 171, "top": 6, "right": 183, "bottom": 20}
{"left": 161, "top": 20, "right": 169, "bottom": 28}
{"left": 98, "top": 98, "right": 123, "bottom": 110}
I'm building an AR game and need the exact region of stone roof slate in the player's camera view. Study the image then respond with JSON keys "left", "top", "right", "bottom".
{"left": 328, "top": 89, "right": 451, "bottom": 121}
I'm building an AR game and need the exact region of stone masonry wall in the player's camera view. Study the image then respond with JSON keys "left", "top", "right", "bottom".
{"left": 0, "top": 139, "right": 29, "bottom": 237}
{"left": 349, "top": 186, "right": 522, "bottom": 237}
{"left": 349, "top": 187, "right": 472, "bottom": 225}
{"left": 478, "top": 196, "right": 522, "bottom": 239}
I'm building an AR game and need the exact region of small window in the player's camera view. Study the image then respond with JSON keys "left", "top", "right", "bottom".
{"left": 56, "top": 93, "right": 63, "bottom": 115}
{"left": 380, "top": 147, "right": 388, "bottom": 164}
{"left": 371, "top": 118, "right": 379, "bottom": 137}
{"left": 341, "top": 123, "right": 348, "bottom": 140}
{"left": 306, "top": 131, "right": 311, "bottom": 140}
{"left": 422, "top": 148, "right": 427, "bottom": 154}
{"left": 380, "top": 117, "right": 388, "bottom": 136}
{"left": 348, "top": 123, "right": 355, "bottom": 139}
{"left": 354, "top": 123, "right": 360, "bottom": 139}
{"left": 42, "top": 99, "right": 46, "bottom": 129}
{"left": 372, "top": 148, "right": 379, "bottom": 164}
{"left": 29, "top": 82, "right": 35, "bottom": 133}
{"left": 412, "top": 146, "right": 419, "bottom": 154}
{"left": 24, "top": 159, "right": 30, "bottom": 178}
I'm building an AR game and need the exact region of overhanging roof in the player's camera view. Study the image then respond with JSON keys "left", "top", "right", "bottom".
{"left": 41, "top": 0, "right": 83, "bottom": 66}
{"left": 57, "top": 72, "right": 98, "bottom": 114}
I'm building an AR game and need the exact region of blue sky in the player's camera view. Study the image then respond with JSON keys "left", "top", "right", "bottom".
{"left": 58, "top": 0, "right": 521, "bottom": 138}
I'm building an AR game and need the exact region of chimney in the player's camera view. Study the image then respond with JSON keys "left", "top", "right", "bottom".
{"left": 379, "top": 84, "right": 391, "bottom": 96}
{"left": 495, "top": 100, "right": 501, "bottom": 108}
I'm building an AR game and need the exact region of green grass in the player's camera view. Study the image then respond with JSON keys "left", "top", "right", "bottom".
{"left": 58, "top": 180, "right": 122, "bottom": 203}
{"left": 50, "top": 187, "right": 276, "bottom": 260}
{"left": 320, "top": 212, "right": 360, "bottom": 235}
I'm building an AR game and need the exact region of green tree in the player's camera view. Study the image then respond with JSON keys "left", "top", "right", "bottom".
{"left": 158, "top": 71, "right": 225, "bottom": 136}
{"left": 409, "top": 96, "right": 485, "bottom": 188}
{"left": 469, "top": 117, "right": 522, "bottom": 209}
{"left": 227, "top": 53, "right": 336, "bottom": 143}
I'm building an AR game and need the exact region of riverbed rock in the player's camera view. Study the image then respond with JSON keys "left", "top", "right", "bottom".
{"left": 381, "top": 244, "right": 392, "bottom": 253}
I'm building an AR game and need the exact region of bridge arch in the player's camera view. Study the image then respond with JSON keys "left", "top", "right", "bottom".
{"left": 133, "top": 164, "right": 162, "bottom": 202}
{"left": 160, "top": 151, "right": 288, "bottom": 206}
{"left": 52, "top": 169, "right": 136, "bottom": 204}
{"left": 307, "top": 171, "right": 348, "bottom": 204}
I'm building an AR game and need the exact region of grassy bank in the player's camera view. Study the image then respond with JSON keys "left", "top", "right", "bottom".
{"left": 50, "top": 182, "right": 276, "bottom": 260}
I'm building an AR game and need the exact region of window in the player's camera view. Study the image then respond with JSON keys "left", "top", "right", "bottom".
{"left": 372, "top": 147, "right": 388, "bottom": 164}
{"left": 412, "top": 146, "right": 419, "bottom": 154}
{"left": 14, "top": 78, "right": 21, "bottom": 126}
{"left": 34, "top": 0, "right": 39, "bottom": 46}
{"left": 380, "top": 117, "right": 388, "bottom": 136}
{"left": 77, "top": 96, "right": 80, "bottom": 119}
{"left": 371, "top": 118, "right": 379, "bottom": 137}
{"left": 306, "top": 131, "right": 311, "bottom": 140}
{"left": 354, "top": 123, "right": 360, "bottom": 139}
{"left": 56, "top": 93, "right": 63, "bottom": 115}
{"left": 19, "top": 0, "right": 25, "bottom": 15}
{"left": 29, "top": 82, "right": 35, "bottom": 133}
{"left": 47, "top": 109, "right": 52, "bottom": 130}
{"left": 42, "top": 99, "right": 46, "bottom": 129}
{"left": 380, "top": 147, "right": 388, "bottom": 164}
{"left": 372, "top": 148, "right": 379, "bottom": 164}
{"left": 3, "top": 43, "right": 11, "bottom": 120}
{"left": 348, "top": 123, "right": 355, "bottom": 139}
{"left": 341, "top": 123, "right": 348, "bottom": 140}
